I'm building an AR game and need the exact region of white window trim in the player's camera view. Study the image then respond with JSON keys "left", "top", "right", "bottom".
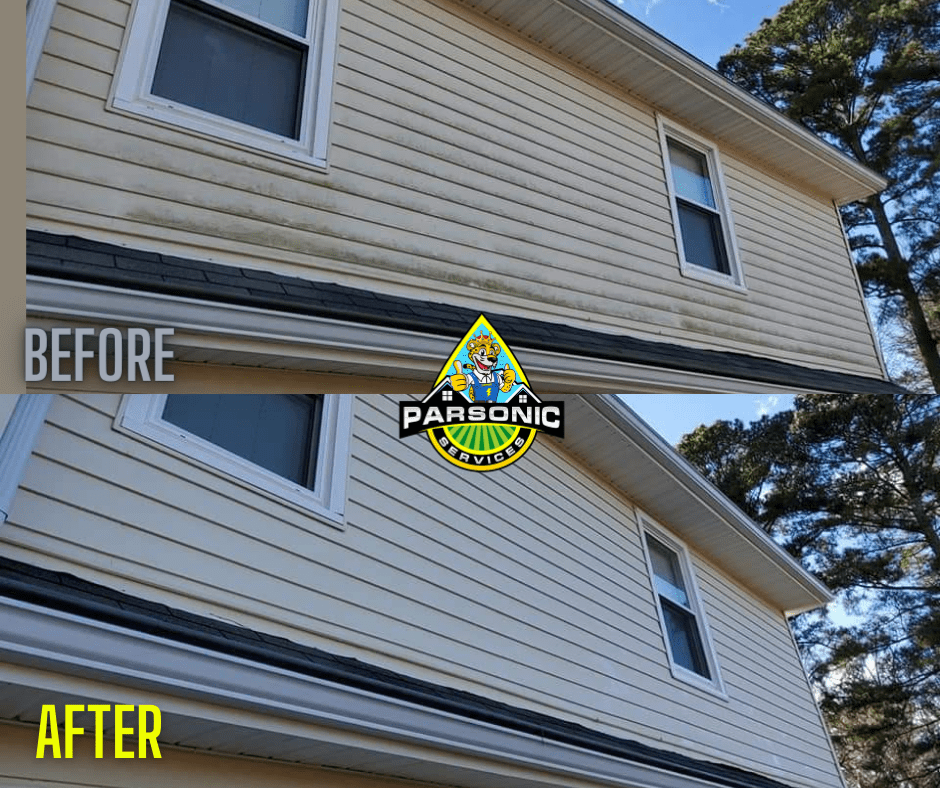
{"left": 657, "top": 115, "right": 746, "bottom": 293}
{"left": 109, "top": 0, "right": 341, "bottom": 169}
{"left": 27, "top": 0, "right": 58, "bottom": 97}
{"left": 116, "top": 394, "right": 353, "bottom": 528}
{"left": 637, "top": 511, "right": 727, "bottom": 699}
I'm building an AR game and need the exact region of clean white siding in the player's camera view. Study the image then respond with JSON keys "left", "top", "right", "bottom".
{"left": 2, "top": 394, "right": 843, "bottom": 788}
{"left": 26, "top": 0, "right": 883, "bottom": 379}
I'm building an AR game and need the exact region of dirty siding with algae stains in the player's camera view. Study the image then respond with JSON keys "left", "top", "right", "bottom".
{"left": 27, "top": 0, "right": 883, "bottom": 378}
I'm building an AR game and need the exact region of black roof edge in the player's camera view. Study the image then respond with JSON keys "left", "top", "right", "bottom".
{"left": 0, "top": 555, "right": 800, "bottom": 788}
{"left": 26, "top": 230, "right": 903, "bottom": 395}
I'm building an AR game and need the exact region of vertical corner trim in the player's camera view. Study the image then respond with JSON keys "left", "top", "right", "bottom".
{"left": 833, "top": 200, "right": 891, "bottom": 381}
{"left": 26, "top": 0, "right": 58, "bottom": 98}
{"left": 0, "top": 395, "right": 54, "bottom": 522}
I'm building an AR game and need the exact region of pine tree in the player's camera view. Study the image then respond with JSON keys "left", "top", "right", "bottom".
{"left": 679, "top": 394, "right": 940, "bottom": 788}
{"left": 718, "top": 0, "right": 940, "bottom": 392}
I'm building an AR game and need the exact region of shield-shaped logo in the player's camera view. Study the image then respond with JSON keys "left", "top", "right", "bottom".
{"left": 399, "top": 315, "right": 564, "bottom": 472}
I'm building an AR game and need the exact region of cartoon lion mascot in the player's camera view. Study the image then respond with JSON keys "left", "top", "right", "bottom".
{"left": 448, "top": 333, "right": 516, "bottom": 402}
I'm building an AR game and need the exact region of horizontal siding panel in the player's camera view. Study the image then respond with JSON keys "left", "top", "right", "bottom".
{"left": 358, "top": 0, "right": 664, "bottom": 149}
{"left": 1, "top": 394, "right": 844, "bottom": 788}
{"left": 29, "top": 88, "right": 680, "bottom": 267}
{"left": 52, "top": 4, "right": 124, "bottom": 47}
{"left": 28, "top": 103, "right": 869, "bottom": 356}
{"left": 6, "top": 495, "right": 837, "bottom": 779}
{"left": 724, "top": 160, "right": 849, "bottom": 244}
{"left": 347, "top": 0, "right": 665, "bottom": 169}
{"left": 332, "top": 65, "right": 671, "bottom": 218}
{"left": 58, "top": 0, "right": 130, "bottom": 28}
{"left": 42, "top": 26, "right": 117, "bottom": 74}
{"left": 25, "top": 162, "right": 881, "bottom": 373}
{"left": 35, "top": 54, "right": 113, "bottom": 97}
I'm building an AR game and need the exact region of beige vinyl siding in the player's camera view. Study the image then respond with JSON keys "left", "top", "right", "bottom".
{"left": 2, "top": 394, "right": 843, "bottom": 788}
{"left": 0, "top": 724, "right": 425, "bottom": 788}
{"left": 27, "top": 0, "right": 882, "bottom": 380}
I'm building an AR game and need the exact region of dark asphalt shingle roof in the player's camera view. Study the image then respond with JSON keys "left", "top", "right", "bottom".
{"left": 26, "top": 230, "right": 902, "bottom": 394}
{"left": 0, "top": 555, "right": 800, "bottom": 788}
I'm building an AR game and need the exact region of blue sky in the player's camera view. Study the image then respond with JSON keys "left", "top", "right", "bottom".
{"left": 605, "top": 0, "right": 788, "bottom": 67}
{"left": 620, "top": 394, "right": 794, "bottom": 446}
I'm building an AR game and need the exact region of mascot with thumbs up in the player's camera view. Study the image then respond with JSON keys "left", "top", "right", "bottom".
{"left": 449, "top": 333, "right": 516, "bottom": 402}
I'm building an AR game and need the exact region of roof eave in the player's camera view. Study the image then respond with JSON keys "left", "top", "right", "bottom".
{"left": 560, "top": 395, "right": 833, "bottom": 615}
{"left": 453, "top": 0, "right": 888, "bottom": 204}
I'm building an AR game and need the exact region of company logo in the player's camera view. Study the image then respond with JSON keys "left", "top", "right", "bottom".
{"left": 399, "top": 315, "right": 564, "bottom": 471}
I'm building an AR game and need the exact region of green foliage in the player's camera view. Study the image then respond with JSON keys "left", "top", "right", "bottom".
{"left": 718, "top": 0, "right": 940, "bottom": 392}
{"left": 674, "top": 414, "right": 788, "bottom": 528}
{"left": 678, "top": 394, "right": 940, "bottom": 788}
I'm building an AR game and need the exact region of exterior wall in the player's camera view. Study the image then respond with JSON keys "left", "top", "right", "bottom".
{"left": 0, "top": 724, "right": 406, "bottom": 788}
{"left": 26, "top": 0, "right": 883, "bottom": 380}
{"left": 1, "top": 393, "right": 843, "bottom": 788}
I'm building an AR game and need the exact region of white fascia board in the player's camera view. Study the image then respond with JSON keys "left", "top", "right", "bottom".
{"left": 590, "top": 394, "right": 833, "bottom": 613}
{"left": 27, "top": 276, "right": 829, "bottom": 395}
{"left": 0, "top": 596, "right": 750, "bottom": 788}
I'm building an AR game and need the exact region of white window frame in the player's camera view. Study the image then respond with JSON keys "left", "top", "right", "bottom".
{"left": 117, "top": 394, "right": 353, "bottom": 528}
{"left": 657, "top": 115, "right": 746, "bottom": 292}
{"left": 638, "top": 512, "right": 727, "bottom": 698}
{"left": 109, "top": 0, "right": 341, "bottom": 169}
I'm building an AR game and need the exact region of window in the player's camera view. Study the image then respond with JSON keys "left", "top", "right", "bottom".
{"left": 658, "top": 117, "right": 744, "bottom": 289}
{"left": 111, "top": 0, "right": 341, "bottom": 166}
{"left": 640, "top": 519, "right": 725, "bottom": 694}
{"left": 118, "top": 394, "right": 353, "bottom": 526}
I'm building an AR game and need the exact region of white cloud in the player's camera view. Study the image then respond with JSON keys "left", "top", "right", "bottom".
{"left": 606, "top": 0, "right": 729, "bottom": 16}
{"left": 755, "top": 395, "right": 780, "bottom": 417}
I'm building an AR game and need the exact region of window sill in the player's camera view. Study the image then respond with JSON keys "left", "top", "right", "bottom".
{"left": 669, "top": 664, "right": 730, "bottom": 701}
{"left": 114, "top": 394, "right": 353, "bottom": 532}
{"left": 108, "top": 97, "right": 330, "bottom": 172}
{"left": 678, "top": 261, "right": 748, "bottom": 294}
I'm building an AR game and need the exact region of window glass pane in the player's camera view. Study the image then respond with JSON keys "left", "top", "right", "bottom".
{"left": 216, "top": 0, "right": 308, "bottom": 36}
{"left": 647, "top": 536, "right": 690, "bottom": 608}
{"left": 668, "top": 139, "right": 716, "bottom": 208}
{"left": 152, "top": 1, "right": 305, "bottom": 138}
{"left": 662, "top": 599, "right": 711, "bottom": 678}
{"left": 162, "top": 394, "right": 319, "bottom": 486}
{"left": 677, "top": 202, "right": 730, "bottom": 274}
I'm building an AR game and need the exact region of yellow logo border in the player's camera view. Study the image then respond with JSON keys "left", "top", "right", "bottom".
{"left": 434, "top": 315, "right": 530, "bottom": 388}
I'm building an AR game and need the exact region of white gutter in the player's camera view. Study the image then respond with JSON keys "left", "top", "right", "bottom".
{"left": 26, "top": 276, "right": 882, "bottom": 395}
{"left": 0, "top": 597, "right": 782, "bottom": 788}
